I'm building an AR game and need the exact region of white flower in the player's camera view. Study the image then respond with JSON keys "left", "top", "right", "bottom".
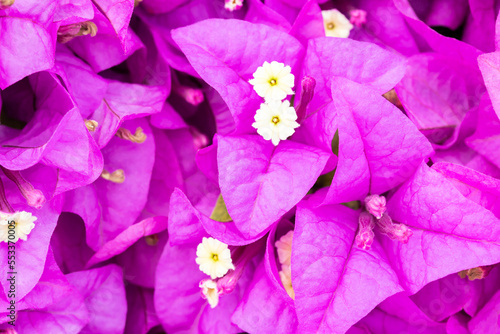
{"left": 195, "top": 237, "right": 235, "bottom": 279}
{"left": 200, "top": 279, "right": 220, "bottom": 308}
{"left": 322, "top": 9, "right": 353, "bottom": 38}
{"left": 275, "top": 230, "right": 293, "bottom": 267}
{"left": 252, "top": 100, "right": 300, "bottom": 146}
{"left": 224, "top": 0, "right": 243, "bottom": 11}
{"left": 0, "top": 211, "right": 37, "bottom": 243}
{"left": 249, "top": 61, "right": 295, "bottom": 101}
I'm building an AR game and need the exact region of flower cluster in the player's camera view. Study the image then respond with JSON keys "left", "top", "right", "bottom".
{"left": 1, "top": 0, "right": 500, "bottom": 333}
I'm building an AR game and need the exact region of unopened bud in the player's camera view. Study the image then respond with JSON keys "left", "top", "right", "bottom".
{"left": 101, "top": 169, "right": 125, "bottom": 183}
{"left": 364, "top": 194, "right": 386, "bottom": 219}
{"left": 349, "top": 9, "right": 367, "bottom": 27}
{"left": 295, "top": 76, "right": 316, "bottom": 123}
{"left": 376, "top": 213, "right": 412, "bottom": 244}
{"left": 1, "top": 168, "right": 45, "bottom": 209}
{"left": 57, "top": 21, "right": 97, "bottom": 43}
{"left": 85, "top": 120, "right": 98, "bottom": 132}
{"left": 355, "top": 211, "right": 375, "bottom": 250}
{"left": 173, "top": 85, "right": 204, "bottom": 106}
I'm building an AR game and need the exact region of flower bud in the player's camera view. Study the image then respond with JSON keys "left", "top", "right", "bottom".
{"left": 364, "top": 194, "right": 386, "bottom": 219}
{"left": 376, "top": 213, "right": 413, "bottom": 244}
{"left": 295, "top": 76, "right": 316, "bottom": 123}
{"left": 349, "top": 9, "right": 367, "bottom": 27}
{"left": 355, "top": 211, "right": 375, "bottom": 250}
{"left": 1, "top": 168, "right": 45, "bottom": 209}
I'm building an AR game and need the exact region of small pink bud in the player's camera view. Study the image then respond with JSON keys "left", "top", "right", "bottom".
{"left": 355, "top": 211, "right": 375, "bottom": 250}
{"left": 295, "top": 76, "right": 316, "bottom": 123}
{"left": 349, "top": 9, "right": 367, "bottom": 28}
{"left": 376, "top": 213, "right": 413, "bottom": 244}
{"left": 173, "top": 85, "right": 204, "bottom": 106}
{"left": 189, "top": 127, "right": 208, "bottom": 149}
{"left": 364, "top": 194, "right": 386, "bottom": 219}
{"left": 1, "top": 168, "right": 45, "bottom": 209}
{"left": 57, "top": 21, "right": 97, "bottom": 43}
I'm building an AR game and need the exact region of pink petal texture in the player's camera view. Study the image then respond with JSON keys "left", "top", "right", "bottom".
{"left": 218, "top": 135, "right": 329, "bottom": 238}
{"left": 466, "top": 94, "right": 500, "bottom": 170}
{"left": 299, "top": 37, "right": 407, "bottom": 153}
{"left": 66, "top": 265, "right": 127, "bottom": 334}
{"left": 172, "top": 19, "right": 303, "bottom": 133}
{"left": 0, "top": 16, "right": 55, "bottom": 89}
{"left": 468, "top": 289, "right": 500, "bottom": 333}
{"left": 292, "top": 202, "right": 403, "bottom": 334}
{"left": 385, "top": 162, "right": 500, "bottom": 293}
{"left": 478, "top": 51, "right": 500, "bottom": 121}
{"left": 396, "top": 53, "right": 484, "bottom": 146}
{"left": 322, "top": 77, "right": 433, "bottom": 204}
{"left": 85, "top": 216, "right": 168, "bottom": 268}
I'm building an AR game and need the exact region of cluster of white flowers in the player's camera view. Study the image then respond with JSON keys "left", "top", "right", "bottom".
{"left": 195, "top": 237, "right": 235, "bottom": 308}
{"left": 249, "top": 61, "right": 299, "bottom": 146}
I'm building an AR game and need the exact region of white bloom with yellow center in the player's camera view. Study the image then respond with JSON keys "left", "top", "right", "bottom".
{"left": 224, "top": 0, "right": 243, "bottom": 11}
{"left": 252, "top": 100, "right": 300, "bottom": 146}
{"left": 322, "top": 9, "right": 353, "bottom": 38}
{"left": 195, "top": 237, "right": 235, "bottom": 279}
{"left": 199, "top": 279, "right": 220, "bottom": 308}
{"left": 0, "top": 211, "right": 37, "bottom": 243}
{"left": 249, "top": 61, "right": 295, "bottom": 101}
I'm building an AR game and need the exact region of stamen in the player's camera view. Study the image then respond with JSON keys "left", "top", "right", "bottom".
{"left": 269, "top": 79, "right": 277, "bottom": 86}
{"left": 172, "top": 85, "right": 204, "bottom": 106}
{"left": 458, "top": 265, "right": 494, "bottom": 281}
{"left": 376, "top": 213, "right": 413, "bottom": 244}
{"left": 271, "top": 116, "right": 280, "bottom": 124}
{"left": 115, "top": 127, "right": 147, "bottom": 144}
{"left": 0, "top": 0, "right": 14, "bottom": 10}
{"left": 364, "top": 194, "right": 387, "bottom": 219}
{"left": 326, "top": 23, "right": 335, "bottom": 30}
{"left": 85, "top": 120, "right": 99, "bottom": 132}
{"left": 1, "top": 168, "right": 45, "bottom": 209}
{"left": 101, "top": 169, "right": 125, "bottom": 183}
{"left": 295, "top": 76, "right": 316, "bottom": 123}
{"left": 355, "top": 211, "right": 375, "bottom": 250}
{"left": 57, "top": 21, "right": 97, "bottom": 44}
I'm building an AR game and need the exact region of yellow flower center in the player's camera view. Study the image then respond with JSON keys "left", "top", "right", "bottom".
{"left": 211, "top": 253, "right": 219, "bottom": 261}
{"left": 327, "top": 22, "right": 335, "bottom": 30}
{"left": 271, "top": 116, "right": 280, "bottom": 125}
{"left": 269, "top": 78, "right": 277, "bottom": 86}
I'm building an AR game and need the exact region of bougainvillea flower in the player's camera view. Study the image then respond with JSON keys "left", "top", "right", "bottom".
{"left": 0, "top": 184, "right": 62, "bottom": 301}
{"left": 291, "top": 161, "right": 500, "bottom": 333}
{"left": 66, "top": 264, "right": 127, "bottom": 334}
{"left": 347, "top": 292, "right": 447, "bottom": 333}
{"left": 0, "top": 0, "right": 57, "bottom": 89}
{"left": 0, "top": 249, "right": 89, "bottom": 332}
{"left": 396, "top": 52, "right": 484, "bottom": 147}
